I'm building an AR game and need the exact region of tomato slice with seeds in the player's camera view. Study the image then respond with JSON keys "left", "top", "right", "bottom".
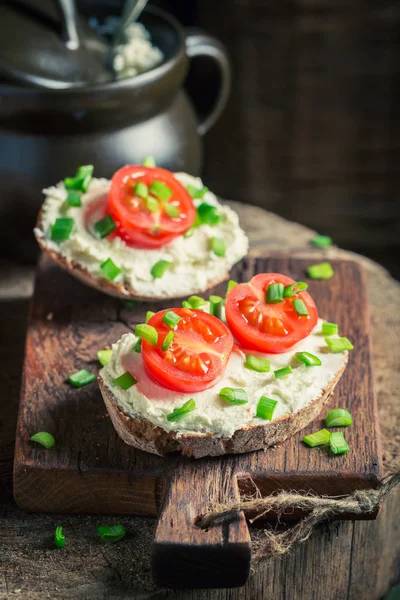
{"left": 106, "top": 165, "right": 196, "bottom": 249}
{"left": 142, "top": 308, "right": 234, "bottom": 393}
{"left": 225, "top": 273, "right": 318, "bottom": 354}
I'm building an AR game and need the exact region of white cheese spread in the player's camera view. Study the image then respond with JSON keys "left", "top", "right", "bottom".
{"left": 34, "top": 172, "right": 249, "bottom": 299}
{"left": 100, "top": 319, "right": 347, "bottom": 438}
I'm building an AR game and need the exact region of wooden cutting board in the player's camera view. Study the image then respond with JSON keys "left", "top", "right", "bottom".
{"left": 14, "top": 255, "right": 382, "bottom": 589}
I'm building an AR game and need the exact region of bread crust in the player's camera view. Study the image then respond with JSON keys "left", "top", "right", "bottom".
{"left": 98, "top": 355, "right": 348, "bottom": 459}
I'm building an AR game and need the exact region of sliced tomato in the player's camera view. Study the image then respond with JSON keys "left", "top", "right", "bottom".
{"left": 225, "top": 273, "right": 318, "bottom": 353}
{"left": 106, "top": 165, "right": 196, "bottom": 249}
{"left": 142, "top": 308, "right": 234, "bottom": 393}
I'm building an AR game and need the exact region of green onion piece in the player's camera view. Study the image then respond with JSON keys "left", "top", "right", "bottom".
{"left": 256, "top": 396, "right": 278, "bottom": 420}
{"left": 182, "top": 300, "right": 191, "bottom": 308}
{"left": 325, "top": 408, "right": 353, "bottom": 427}
{"left": 197, "top": 202, "right": 221, "bottom": 226}
{"left": 150, "top": 180, "right": 173, "bottom": 202}
{"left": 307, "top": 262, "right": 334, "bottom": 280}
{"left": 219, "top": 387, "right": 248, "bottom": 405}
{"left": 227, "top": 280, "right": 238, "bottom": 294}
{"left": 183, "top": 226, "right": 195, "bottom": 238}
{"left": 325, "top": 336, "right": 354, "bottom": 353}
{"left": 187, "top": 295, "right": 207, "bottom": 309}
{"left": 164, "top": 203, "right": 180, "bottom": 218}
{"left": 54, "top": 526, "right": 65, "bottom": 548}
{"left": 312, "top": 235, "right": 332, "bottom": 248}
{"left": 274, "top": 366, "right": 293, "bottom": 378}
{"left": 150, "top": 260, "right": 171, "bottom": 279}
{"left": 211, "top": 236, "right": 226, "bottom": 257}
{"left": 245, "top": 354, "right": 271, "bottom": 373}
{"left": 112, "top": 371, "right": 137, "bottom": 390}
{"left": 133, "top": 339, "right": 141, "bottom": 353}
{"left": 134, "top": 182, "right": 148, "bottom": 199}
{"left": 266, "top": 283, "right": 284, "bottom": 304}
{"left": 51, "top": 217, "right": 74, "bottom": 242}
{"left": 283, "top": 281, "right": 308, "bottom": 298}
{"left": 94, "top": 214, "right": 117, "bottom": 238}
{"left": 66, "top": 191, "right": 82, "bottom": 207}
{"left": 162, "top": 310, "right": 182, "bottom": 329}
{"left": 146, "top": 310, "right": 155, "bottom": 323}
{"left": 146, "top": 196, "right": 159, "bottom": 212}
{"left": 162, "top": 331, "right": 175, "bottom": 351}
{"left": 97, "top": 349, "right": 112, "bottom": 367}
{"left": 135, "top": 324, "right": 158, "bottom": 345}
{"left": 64, "top": 165, "right": 93, "bottom": 192}
{"left": 293, "top": 298, "right": 309, "bottom": 316}
{"left": 121, "top": 299, "right": 141, "bottom": 309}
{"left": 329, "top": 431, "right": 349, "bottom": 455}
{"left": 97, "top": 524, "right": 126, "bottom": 543}
{"left": 303, "top": 429, "right": 331, "bottom": 447}
{"left": 30, "top": 431, "right": 55, "bottom": 449}
{"left": 76, "top": 165, "right": 94, "bottom": 179}
{"left": 209, "top": 295, "right": 223, "bottom": 319}
{"left": 186, "top": 184, "right": 208, "bottom": 199}
{"left": 67, "top": 369, "right": 96, "bottom": 387}
{"left": 295, "top": 351, "right": 322, "bottom": 367}
{"left": 166, "top": 398, "right": 196, "bottom": 422}
{"left": 142, "top": 156, "right": 156, "bottom": 167}
{"left": 100, "top": 258, "right": 121, "bottom": 281}
{"left": 322, "top": 322, "right": 338, "bottom": 336}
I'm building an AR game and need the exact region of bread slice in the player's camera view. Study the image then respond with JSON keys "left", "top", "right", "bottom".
{"left": 98, "top": 356, "right": 348, "bottom": 459}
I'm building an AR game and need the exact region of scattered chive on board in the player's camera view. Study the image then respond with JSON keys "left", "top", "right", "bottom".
{"left": 121, "top": 299, "right": 141, "bottom": 308}
{"left": 325, "top": 408, "right": 353, "bottom": 427}
{"left": 135, "top": 323, "right": 158, "bottom": 345}
{"left": 51, "top": 217, "right": 74, "bottom": 242}
{"left": 307, "top": 262, "right": 334, "bottom": 280}
{"left": 167, "top": 398, "right": 196, "bottom": 422}
{"left": 274, "top": 366, "right": 292, "bottom": 378}
{"left": 312, "top": 235, "right": 332, "bottom": 248}
{"left": 67, "top": 369, "right": 96, "bottom": 387}
{"left": 325, "top": 336, "right": 354, "bottom": 353}
{"left": 100, "top": 258, "right": 121, "bottom": 281}
{"left": 54, "top": 526, "right": 65, "bottom": 548}
{"left": 256, "top": 396, "right": 277, "bottom": 420}
{"left": 210, "top": 236, "right": 226, "bottom": 257}
{"left": 97, "top": 524, "right": 126, "bottom": 543}
{"left": 187, "top": 295, "right": 206, "bottom": 309}
{"left": 142, "top": 156, "right": 156, "bottom": 167}
{"left": 219, "top": 387, "right": 248, "bottom": 405}
{"left": 322, "top": 322, "right": 338, "bottom": 336}
{"left": 162, "top": 310, "right": 181, "bottom": 328}
{"left": 94, "top": 214, "right": 117, "bottom": 238}
{"left": 30, "top": 432, "right": 55, "bottom": 449}
{"left": 295, "top": 351, "right": 322, "bottom": 367}
{"left": 303, "top": 429, "right": 331, "bottom": 447}
{"left": 245, "top": 354, "right": 271, "bottom": 373}
{"left": 97, "top": 349, "right": 112, "bottom": 367}
{"left": 329, "top": 431, "right": 349, "bottom": 455}
{"left": 151, "top": 260, "right": 171, "bottom": 279}
{"left": 112, "top": 371, "right": 137, "bottom": 390}
{"left": 209, "top": 295, "right": 223, "bottom": 319}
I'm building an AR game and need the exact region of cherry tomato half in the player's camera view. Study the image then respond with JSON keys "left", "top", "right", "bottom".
{"left": 142, "top": 308, "right": 234, "bottom": 393}
{"left": 225, "top": 273, "right": 318, "bottom": 353}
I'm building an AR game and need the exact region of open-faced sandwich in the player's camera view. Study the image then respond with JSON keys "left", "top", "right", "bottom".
{"left": 98, "top": 273, "right": 353, "bottom": 458}
{"left": 34, "top": 160, "right": 249, "bottom": 301}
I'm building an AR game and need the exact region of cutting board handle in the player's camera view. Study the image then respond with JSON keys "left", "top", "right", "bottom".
{"left": 151, "top": 461, "right": 251, "bottom": 589}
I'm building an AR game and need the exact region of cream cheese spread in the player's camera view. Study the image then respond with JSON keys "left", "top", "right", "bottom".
{"left": 34, "top": 173, "right": 249, "bottom": 299}
{"left": 100, "top": 319, "right": 347, "bottom": 438}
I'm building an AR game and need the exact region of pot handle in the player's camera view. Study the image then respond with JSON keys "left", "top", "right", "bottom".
{"left": 185, "top": 29, "right": 231, "bottom": 136}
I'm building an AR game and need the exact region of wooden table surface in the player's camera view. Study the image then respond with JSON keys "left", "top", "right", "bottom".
{"left": 0, "top": 201, "right": 399, "bottom": 600}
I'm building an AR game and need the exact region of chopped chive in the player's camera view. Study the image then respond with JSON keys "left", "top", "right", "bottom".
{"left": 146, "top": 196, "right": 159, "bottom": 212}
{"left": 211, "top": 236, "right": 226, "bottom": 257}
{"left": 150, "top": 180, "right": 173, "bottom": 202}
{"left": 142, "top": 156, "right": 156, "bottom": 167}
{"left": 307, "top": 262, "right": 334, "bottom": 280}
{"left": 187, "top": 295, "right": 207, "bottom": 309}
{"left": 66, "top": 191, "right": 82, "bottom": 207}
{"left": 274, "top": 366, "right": 293, "bottom": 378}
{"left": 209, "top": 295, "right": 223, "bottom": 319}
{"left": 184, "top": 226, "right": 195, "bottom": 238}
{"left": 112, "top": 371, "right": 136, "bottom": 390}
{"left": 326, "top": 408, "right": 353, "bottom": 427}
{"left": 182, "top": 300, "right": 191, "bottom": 308}
{"left": 219, "top": 387, "right": 248, "bottom": 405}
{"left": 266, "top": 283, "right": 284, "bottom": 304}
{"left": 97, "top": 524, "right": 126, "bottom": 543}
{"left": 256, "top": 396, "right": 278, "bottom": 420}
{"left": 322, "top": 322, "right": 338, "bottom": 336}
{"left": 100, "top": 258, "right": 121, "bottom": 281}
{"left": 197, "top": 202, "right": 221, "bottom": 226}
{"left": 245, "top": 354, "right": 271, "bottom": 373}
{"left": 68, "top": 369, "right": 96, "bottom": 387}
{"left": 227, "top": 280, "right": 238, "bottom": 294}
{"left": 97, "top": 349, "right": 112, "bottom": 367}
{"left": 303, "top": 429, "right": 331, "bottom": 447}
{"left": 135, "top": 324, "right": 158, "bottom": 345}
{"left": 186, "top": 184, "right": 208, "bottom": 199}
{"left": 283, "top": 281, "right": 308, "bottom": 298}
{"left": 166, "top": 398, "right": 196, "bottom": 422}
{"left": 30, "top": 431, "right": 55, "bottom": 449}
{"left": 133, "top": 339, "right": 141, "bottom": 353}
{"left": 325, "top": 336, "right": 354, "bottom": 353}
{"left": 94, "top": 214, "right": 117, "bottom": 238}
{"left": 134, "top": 182, "right": 148, "bottom": 199}
{"left": 293, "top": 298, "right": 309, "bottom": 316}
{"left": 151, "top": 260, "right": 171, "bottom": 279}
{"left": 162, "top": 331, "right": 175, "bottom": 351}
{"left": 295, "top": 351, "right": 322, "bottom": 367}
{"left": 162, "top": 310, "right": 182, "bottom": 329}
{"left": 164, "top": 203, "right": 180, "bottom": 218}
{"left": 146, "top": 311, "right": 155, "bottom": 323}
{"left": 76, "top": 165, "right": 94, "bottom": 179}
{"left": 54, "top": 526, "right": 65, "bottom": 548}
{"left": 312, "top": 235, "right": 332, "bottom": 248}
{"left": 51, "top": 217, "right": 74, "bottom": 242}
{"left": 64, "top": 165, "right": 93, "bottom": 192}
{"left": 329, "top": 431, "right": 349, "bottom": 455}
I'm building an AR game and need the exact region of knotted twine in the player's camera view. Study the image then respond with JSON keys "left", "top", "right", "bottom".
{"left": 197, "top": 472, "right": 400, "bottom": 560}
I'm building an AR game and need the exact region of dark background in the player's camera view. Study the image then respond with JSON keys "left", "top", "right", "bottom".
{"left": 83, "top": 0, "right": 400, "bottom": 279}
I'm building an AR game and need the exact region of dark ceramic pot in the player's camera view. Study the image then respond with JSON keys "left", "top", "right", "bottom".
{"left": 0, "top": 6, "right": 230, "bottom": 259}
